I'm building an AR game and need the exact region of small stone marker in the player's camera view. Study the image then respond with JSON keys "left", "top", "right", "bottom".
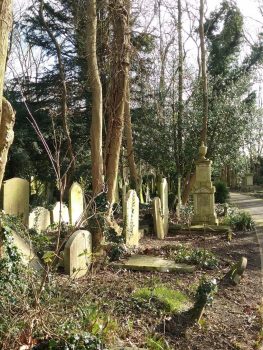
{"left": 0, "top": 177, "right": 29, "bottom": 225}
{"left": 51, "top": 202, "right": 70, "bottom": 224}
{"left": 69, "top": 182, "right": 84, "bottom": 225}
{"left": 152, "top": 197, "right": 165, "bottom": 239}
{"left": 64, "top": 230, "right": 92, "bottom": 278}
{"left": 124, "top": 190, "right": 139, "bottom": 248}
{"left": 29, "top": 207, "right": 51, "bottom": 232}
{"left": 12, "top": 232, "right": 42, "bottom": 271}
{"left": 111, "top": 255, "right": 195, "bottom": 273}
{"left": 225, "top": 256, "right": 247, "bottom": 285}
{"left": 160, "top": 178, "right": 169, "bottom": 237}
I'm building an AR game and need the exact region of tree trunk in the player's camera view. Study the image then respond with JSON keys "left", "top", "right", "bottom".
{"left": 177, "top": 0, "right": 183, "bottom": 175}
{"left": 199, "top": 0, "right": 208, "bottom": 145}
{"left": 86, "top": 0, "right": 104, "bottom": 195}
{"left": 104, "top": 0, "right": 130, "bottom": 208}
{"left": 0, "top": 1, "right": 14, "bottom": 189}
{"left": 124, "top": 77, "right": 138, "bottom": 191}
{"left": 0, "top": 98, "right": 15, "bottom": 186}
{"left": 0, "top": 0, "right": 12, "bottom": 125}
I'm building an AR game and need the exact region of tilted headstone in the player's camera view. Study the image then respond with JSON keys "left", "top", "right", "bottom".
{"left": 69, "top": 182, "right": 84, "bottom": 225}
{"left": 160, "top": 178, "right": 169, "bottom": 237}
{"left": 152, "top": 197, "right": 165, "bottom": 239}
{"left": 64, "top": 230, "right": 92, "bottom": 278}
{"left": 29, "top": 207, "right": 51, "bottom": 232}
{"left": 124, "top": 190, "right": 139, "bottom": 248}
{"left": 0, "top": 177, "right": 29, "bottom": 225}
{"left": 225, "top": 257, "right": 247, "bottom": 285}
{"left": 51, "top": 202, "right": 69, "bottom": 224}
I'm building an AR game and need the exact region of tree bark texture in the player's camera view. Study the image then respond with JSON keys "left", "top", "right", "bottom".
{"left": 0, "top": 97, "right": 15, "bottom": 187}
{"left": 199, "top": 0, "right": 208, "bottom": 145}
{"left": 177, "top": 0, "right": 183, "bottom": 175}
{"left": 124, "top": 77, "right": 138, "bottom": 191}
{"left": 0, "top": 0, "right": 12, "bottom": 125}
{"left": 86, "top": 0, "right": 104, "bottom": 195}
{"left": 0, "top": 1, "right": 15, "bottom": 189}
{"left": 104, "top": 0, "right": 130, "bottom": 207}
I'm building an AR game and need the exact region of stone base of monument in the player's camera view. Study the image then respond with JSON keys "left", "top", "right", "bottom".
{"left": 111, "top": 255, "right": 195, "bottom": 273}
{"left": 169, "top": 223, "right": 231, "bottom": 235}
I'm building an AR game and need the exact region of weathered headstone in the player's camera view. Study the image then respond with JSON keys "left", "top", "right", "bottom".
{"left": 0, "top": 177, "right": 29, "bottom": 225}
{"left": 152, "top": 197, "right": 165, "bottom": 239}
{"left": 122, "top": 184, "right": 128, "bottom": 221}
{"left": 51, "top": 202, "right": 69, "bottom": 224}
{"left": 124, "top": 190, "right": 139, "bottom": 248}
{"left": 64, "top": 230, "right": 92, "bottom": 278}
{"left": 225, "top": 257, "right": 247, "bottom": 285}
{"left": 13, "top": 232, "right": 42, "bottom": 270}
{"left": 29, "top": 207, "right": 51, "bottom": 232}
{"left": 69, "top": 182, "right": 84, "bottom": 225}
{"left": 160, "top": 178, "right": 169, "bottom": 236}
{"left": 192, "top": 143, "right": 218, "bottom": 225}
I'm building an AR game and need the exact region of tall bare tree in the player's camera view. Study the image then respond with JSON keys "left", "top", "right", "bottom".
{"left": 86, "top": 0, "right": 104, "bottom": 195}
{"left": 0, "top": 0, "right": 15, "bottom": 187}
{"left": 199, "top": 0, "right": 208, "bottom": 145}
{"left": 104, "top": 0, "right": 130, "bottom": 207}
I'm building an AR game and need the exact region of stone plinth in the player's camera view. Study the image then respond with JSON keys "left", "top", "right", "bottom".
{"left": 192, "top": 143, "right": 218, "bottom": 225}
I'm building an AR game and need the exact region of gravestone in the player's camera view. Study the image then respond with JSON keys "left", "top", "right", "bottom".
{"left": 29, "top": 207, "right": 51, "bottom": 232}
{"left": 69, "top": 182, "right": 84, "bottom": 225}
{"left": 64, "top": 230, "right": 92, "bottom": 278}
{"left": 225, "top": 256, "right": 247, "bottom": 285}
{"left": 152, "top": 197, "right": 165, "bottom": 239}
{"left": 245, "top": 173, "right": 253, "bottom": 187}
{"left": 0, "top": 177, "right": 29, "bottom": 225}
{"left": 51, "top": 202, "right": 69, "bottom": 224}
{"left": 160, "top": 178, "right": 169, "bottom": 236}
{"left": 122, "top": 184, "right": 128, "bottom": 221}
{"left": 124, "top": 190, "right": 139, "bottom": 248}
{"left": 192, "top": 143, "right": 218, "bottom": 225}
{"left": 145, "top": 184, "right": 150, "bottom": 204}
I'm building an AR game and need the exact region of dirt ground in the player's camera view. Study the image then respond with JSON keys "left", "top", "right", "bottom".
{"left": 76, "top": 227, "right": 263, "bottom": 350}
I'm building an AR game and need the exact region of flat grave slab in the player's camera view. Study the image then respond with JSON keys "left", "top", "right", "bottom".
{"left": 111, "top": 254, "right": 195, "bottom": 273}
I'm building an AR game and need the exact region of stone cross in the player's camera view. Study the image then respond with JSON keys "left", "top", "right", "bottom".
{"left": 64, "top": 230, "right": 92, "bottom": 278}
{"left": 0, "top": 177, "right": 29, "bottom": 225}
{"left": 124, "top": 190, "right": 139, "bottom": 248}
{"left": 69, "top": 182, "right": 84, "bottom": 225}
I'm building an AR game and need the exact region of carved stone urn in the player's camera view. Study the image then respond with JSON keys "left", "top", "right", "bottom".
{"left": 199, "top": 141, "right": 207, "bottom": 160}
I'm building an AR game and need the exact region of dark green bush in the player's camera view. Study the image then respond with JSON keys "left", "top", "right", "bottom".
{"left": 215, "top": 181, "right": 229, "bottom": 203}
{"left": 224, "top": 210, "right": 255, "bottom": 231}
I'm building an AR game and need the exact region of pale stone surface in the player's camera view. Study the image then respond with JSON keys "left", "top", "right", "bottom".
{"left": 0, "top": 177, "right": 29, "bottom": 225}
{"left": 124, "top": 190, "right": 139, "bottom": 248}
{"left": 64, "top": 230, "right": 92, "bottom": 278}
{"left": 152, "top": 197, "right": 165, "bottom": 239}
{"left": 145, "top": 184, "right": 150, "bottom": 204}
{"left": 160, "top": 178, "right": 169, "bottom": 236}
{"left": 51, "top": 202, "right": 70, "bottom": 224}
{"left": 69, "top": 182, "right": 84, "bottom": 225}
{"left": 29, "top": 207, "right": 51, "bottom": 232}
{"left": 122, "top": 184, "right": 127, "bottom": 222}
{"left": 192, "top": 144, "right": 218, "bottom": 225}
{"left": 245, "top": 174, "right": 253, "bottom": 187}
{"left": 112, "top": 255, "right": 195, "bottom": 273}
{"left": 12, "top": 232, "right": 42, "bottom": 270}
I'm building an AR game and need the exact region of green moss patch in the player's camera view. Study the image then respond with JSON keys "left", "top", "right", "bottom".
{"left": 133, "top": 286, "right": 190, "bottom": 313}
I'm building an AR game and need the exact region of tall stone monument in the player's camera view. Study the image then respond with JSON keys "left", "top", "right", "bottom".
{"left": 192, "top": 142, "right": 218, "bottom": 225}
{"left": 124, "top": 190, "right": 139, "bottom": 248}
